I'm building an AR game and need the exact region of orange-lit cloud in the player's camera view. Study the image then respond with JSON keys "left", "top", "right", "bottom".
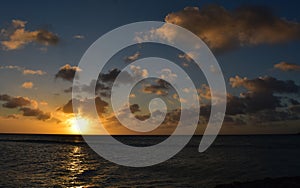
{"left": 274, "top": 61, "right": 300, "bottom": 72}
{"left": 124, "top": 52, "right": 140, "bottom": 62}
{"left": 0, "top": 65, "right": 46, "bottom": 75}
{"left": 21, "top": 82, "right": 33, "bottom": 89}
{"left": 23, "top": 69, "right": 46, "bottom": 75}
{"left": 73, "top": 35, "right": 85, "bottom": 39}
{"left": 1, "top": 19, "right": 59, "bottom": 50}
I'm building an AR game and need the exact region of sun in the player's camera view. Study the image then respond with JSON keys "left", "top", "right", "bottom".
{"left": 66, "top": 116, "right": 90, "bottom": 134}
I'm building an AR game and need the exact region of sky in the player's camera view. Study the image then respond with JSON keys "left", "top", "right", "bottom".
{"left": 0, "top": 0, "right": 300, "bottom": 135}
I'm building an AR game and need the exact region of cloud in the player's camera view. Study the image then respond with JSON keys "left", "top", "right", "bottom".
{"left": 290, "top": 105, "right": 300, "bottom": 114}
{"left": 0, "top": 94, "right": 36, "bottom": 108}
{"left": 227, "top": 76, "right": 300, "bottom": 115}
{"left": 0, "top": 65, "right": 22, "bottom": 71}
{"left": 130, "top": 104, "right": 141, "bottom": 113}
{"left": 59, "top": 99, "right": 76, "bottom": 114}
{"left": 63, "top": 87, "right": 73, "bottom": 93}
{"left": 178, "top": 52, "right": 197, "bottom": 62}
{"left": 1, "top": 19, "right": 59, "bottom": 50}
{"left": 73, "top": 35, "right": 85, "bottom": 39}
{"left": 22, "top": 82, "right": 33, "bottom": 89}
{"left": 39, "top": 101, "right": 48, "bottom": 106}
{"left": 274, "top": 61, "right": 300, "bottom": 72}
{"left": 99, "top": 68, "right": 121, "bottom": 83}
{"left": 79, "top": 69, "right": 132, "bottom": 98}
{"left": 19, "top": 107, "right": 51, "bottom": 121}
{"left": 142, "top": 79, "right": 170, "bottom": 96}
{"left": 230, "top": 76, "right": 299, "bottom": 93}
{"left": 129, "top": 93, "right": 136, "bottom": 98}
{"left": 162, "top": 5, "right": 300, "bottom": 52}
{"left": 59, "top": 97, "right": 108, "bottom": 116}
{"left": 158, "top": 68, "right": 177, "bottom": 81}
{"left": 0, "top": 65, "right": 46, "bottom": 75}
{"left": 23, "top": 69, "right": 46, "bottom": 75}
{"left": 124, "top": 52, "right": 140, "bottom": 62}
{"left": 129, "top": 65, "right": 149, "bottom": 78}
{"left": 55, "top": 64, "right": 81, "bottom": 82}
{"left": 79, "top": 67, "right": 149, "bottom": 97}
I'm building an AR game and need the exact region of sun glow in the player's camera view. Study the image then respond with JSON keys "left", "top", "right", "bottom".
{"left": 66, "top": 117, "right": 90, "bottom": 134}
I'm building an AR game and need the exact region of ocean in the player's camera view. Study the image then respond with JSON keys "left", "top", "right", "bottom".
{"left": 0, "top": 134, "right": 299, "bottom": 187}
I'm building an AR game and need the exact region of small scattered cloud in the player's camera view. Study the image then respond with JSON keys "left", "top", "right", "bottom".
{"left": 1, "top": 19, "right": 59, "bottom": 50}
{"left": 22, "top": 82, "right": 33, "bottom": 89}
{"left": 39, "top": 101, "right": 48, "bottom": 106}
{"left": 55, "top": 64, "right": 81, "bottom": 82}
{"left": 0, "top": 65, "right": 46, "bottom": 75}
{"left": 129, "top": 93, "right": 136, "bottom": 98}
{"left": 0, "top": 65, "right": 22, "bottom": 71}
{"left": 124, "top": 52, "right": 140, "bottom": 62}
{"left": 178, "top": 52, "right": 197, "bottom": 62}
{"left": 158, "top": 68, "right": 177, "bottom": 81}
{"left": 23, "top": 69, "right": 46, "bottom": 75}
{"left": 73, "top": 35, "right": 85, "bottom": 39}
{"left": 130, "top": 65, "right": 148, "bottom": 78}
{"left": 274, "top": 61, "right": 300, "bottom": 72}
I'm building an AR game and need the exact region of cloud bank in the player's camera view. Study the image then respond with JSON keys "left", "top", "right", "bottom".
{"left": 163, "top": 5, "right": 300, "bottom": 52}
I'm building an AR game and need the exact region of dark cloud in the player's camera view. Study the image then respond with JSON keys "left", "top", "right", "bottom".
{"left": 19, "top": 107, "right": 51, "bottom": 121}
{"left": 55, "top": 64, "right": 80, "bottom": 82}
{"left": 164, "top": 5, "right": 300, "bottom": 52}
{"left": 134, "top": 114, "right": 151, "bottom": 121}
{"left": 81, "top": 69, "right": 137, "bottom": 97}
{"left": 130, "top": 104, "right": 140, "bottom": 113}
{"left": 36, "top": 29, "right": 59, "bottom": 46}
{"left": 274, "top": 62, "right": 300, "bottom": 72}
{"left": 59, "top": 99, "right": 77, "bottom": 114}
{"left": 59, "top": 97, "right": 108, "bottom": 116}
{"left": 290, "top": 105, "right": 300, "bottom": 114}
{"left": 1, "top": 19, "right": 59, "bottom": 50}
{"left": 230, "top": 76, "right": 299, "bottom": 94}
{"left": 63, "top": 87, "right": 73, "bottom": 93}
{"left": 99, "top": 68, "right": 121, "bottom": 83}
{"left": 226, "top": 95, "right": 247, "bottom": 115}
{"left": 228, "top": 76, "right": 300, "bottom": 115}
{"left": 0, "top": 94, "right": 33, "bottom": 108}
{"left": 142, "top": 79, "right": 171, "bottom": 96}
{"left": 94, "top": 97, "right": 109, "bottom": 115}
{"left": 0, "top": 94, "right": 51, "bottom": 121}
{"left": 290, "top": 99, "right": 300, "bottom": 105}
{"left": 81, "top": 79, "right": 111, "bottom": 97}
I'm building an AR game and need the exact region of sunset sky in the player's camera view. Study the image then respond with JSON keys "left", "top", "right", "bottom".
{"left": 0, "top": 0, "right": 300, "bottom": 135}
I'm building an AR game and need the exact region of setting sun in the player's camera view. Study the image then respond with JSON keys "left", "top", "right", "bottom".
{"left": 66, "top": 117, "right": 90, "bottom": 134}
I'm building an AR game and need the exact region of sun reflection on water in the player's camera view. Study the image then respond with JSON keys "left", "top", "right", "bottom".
{"left": 64, "top": 146, "right": 93, "bottom": 187}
